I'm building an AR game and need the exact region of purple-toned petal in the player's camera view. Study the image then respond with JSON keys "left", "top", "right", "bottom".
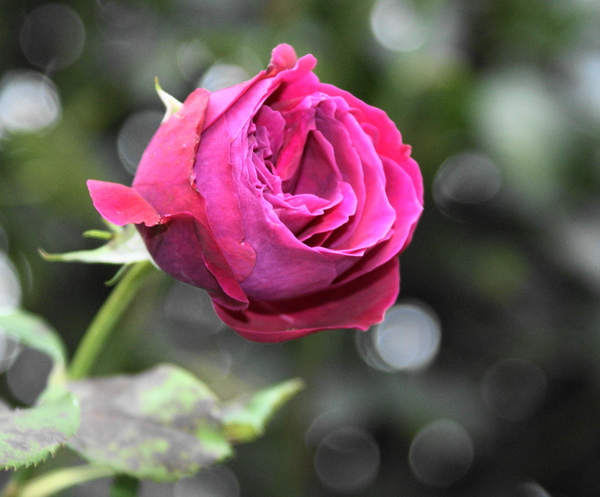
{"left": 275, "top": 106, "right": 316, "bottom": 183}
{"left": 298, "top": 181, "right": 357, "bottom": 243}
{"left": 315, "top": 99, "right": 396, "bottom": 252}
{"left": 332, "top": 156, "right": 423, "bottom": 285}
{"left": 317, "top": 82, "right": 424, "bottom": 204}
{"left": 193, "top": 115, "right": 257, "bottom": 282}
{"left": 266, "top": 192, "right": 332, "bottom": 235}
{"left": 254, "top": 105, "right": 286, "bottom": 164}
{"left": 138, "top": 212, "right": 248, "bottom": 310}
{"left": 214, "top": 257, "right": 400, "bottom": 342}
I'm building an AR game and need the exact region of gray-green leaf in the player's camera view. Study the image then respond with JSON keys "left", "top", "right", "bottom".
{"left": 0, "top": 389, "right": 80, "bottom": 469}
{"left": 222, "top": 378, "right": 304, "bottom": 443}
{"left": 0, "top": 309, "right": 68, "bottom": 387}
{"left": 67, "top": 364, "right": 232, "bottom": 482}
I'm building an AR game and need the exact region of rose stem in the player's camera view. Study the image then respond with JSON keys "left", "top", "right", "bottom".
{"left": 68, "top": 260, "right": 156, "bottom": 381}
{"left": 6, "top": 466, "right": 115, "bottom": 497}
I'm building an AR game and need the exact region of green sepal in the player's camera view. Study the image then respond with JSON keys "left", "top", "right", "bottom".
{"left": 155, "top": 78, "right": 183, "bottom": 122}
{"left": 222, "top": 378, "right": 304, "bottom": 443}
{"left": 40, "top": 223, "right": 151, "bottom": 265}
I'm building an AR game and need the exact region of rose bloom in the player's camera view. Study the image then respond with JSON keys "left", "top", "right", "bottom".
{"left": 88, "top": 44, "right": 423, "bottom": 342}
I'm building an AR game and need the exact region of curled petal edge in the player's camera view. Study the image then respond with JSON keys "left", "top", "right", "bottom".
{"left": 214, "top": 257, "right": 400, "bottom": 342}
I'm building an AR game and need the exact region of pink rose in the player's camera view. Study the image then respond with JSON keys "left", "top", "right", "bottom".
{"left": 88, "top": 44, "right": 423, "bottom": 342}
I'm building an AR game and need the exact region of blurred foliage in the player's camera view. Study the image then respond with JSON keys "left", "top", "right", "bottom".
{"left": 3, "top": 0, "right": 600, "bottom": 495}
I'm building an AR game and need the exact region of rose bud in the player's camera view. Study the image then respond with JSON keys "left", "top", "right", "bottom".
{"left": 88, "top": 44, "right": 423, "bottom": 342}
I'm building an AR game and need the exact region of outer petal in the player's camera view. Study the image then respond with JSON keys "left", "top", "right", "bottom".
{"left": 214, "top": 257, "right": 400, "bottom": 342}
{"left": 137, "top": 212, "right": 248, "bottom": 310}
{"left": 265, "top": 44, "right": 298, "bottom": 75}
{"left": 134, "top": 85, "right": 257, "bottom": 284}
{"left": 89, "top": 88, "right": 250, "bottom": 309}
{"left": 133, "top": 88, "right": 209, "bottom": 219}
{"left": 87, "top": 180, "right": 160, "bottom": 227}
{"left": 315, "top": 98, "right": 396, "bottom": 252}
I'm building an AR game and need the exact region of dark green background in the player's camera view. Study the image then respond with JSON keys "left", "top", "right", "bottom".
{"left": 2, "top": 0, "right": 600, "bottom": 495}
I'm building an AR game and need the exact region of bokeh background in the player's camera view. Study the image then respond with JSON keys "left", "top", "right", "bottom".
{"left": 2, "top": 0, "right": 600, "bottom": 495}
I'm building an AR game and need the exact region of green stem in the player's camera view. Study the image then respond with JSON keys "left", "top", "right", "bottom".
{"left": 68, "top": 261, "right": 156, "bottom": 381}
{"left": 2, "top": 468, "right": 35, "bottom": 497}
{"left": 13, "top": 466, "right": 114, "bottom": 497}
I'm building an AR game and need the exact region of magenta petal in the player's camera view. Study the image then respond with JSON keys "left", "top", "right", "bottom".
{"left": 315, "top": 102, "right": 395, "bottom": 252}
{"left": 317, "top": 82, "right": 424, "bottom": 204}
{"left": 87, "top": 180, "right": 161, "bottom": 227}
{"left": 214, "top": 257, "right": 400, "bottom": 342}
{"left": 265, "top": 44, "right": 298, "bottom": 76}
{"left": 204, "top": 51, "right": 315, "bottom": 131}
{"left": 133, "top": 88, "right": 209, "bottom": 196}
{"left": 298, "top": 181, "right": 357, "bottom": 242}
{"left": 138, "top": 212, "right": 248, "bottom": 310}
{"left": 329, "top": 159, "right": 423, "bottom": 286}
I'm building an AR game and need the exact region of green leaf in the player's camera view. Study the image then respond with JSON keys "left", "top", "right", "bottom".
{"left": 222, "top": 378, "right": 304, "bottom": 443}
{"left": 40, "top": 224, "right": 151, "bottom": 265}
{"left": 0, "top": 309, "right": 68, "bottom": 387}
{"left": 0, "top": 390, "right": 80, "bottom": 469}
{"left": 0, "top": 310, "right": 79, "bottom": 469}
{"left": 67, "top": 364, "right": 232, "bottom": 482}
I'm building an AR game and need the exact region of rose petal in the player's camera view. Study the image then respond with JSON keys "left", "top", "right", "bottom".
{"left": 138, "top": 212, "right": 248, "bottom": 310}
{"left": 204, "top": 50, "right": 315, "bottom": 130}
{"left": 315, "top": 99, "right": 396, "bottom": 252}
{"left": 214, "top": 257, "right": 400, "bottom": 342}
{"left": 133, "top": 88, "right": 209, "bottom": 195}
{"left": 265, "top": 44, "right": 298, "bottom": 76}
{"left": 298, "top": 181, "right": 357, "bottom": 243}
{"left": 317, "top": 82, "right": 424, "bottom": 204}
{"left": 87, "top": 180, "right": 161, "bottom": 227}
{"left": 196, "top": 87, "right": 351, "bottom": 295}
{"left": 326, "top": 156, "right": 423, "bottom": 286}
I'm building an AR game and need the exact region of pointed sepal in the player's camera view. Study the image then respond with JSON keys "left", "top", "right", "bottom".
{"left": 155, "top": 78, "right": 183, "bottom": 122}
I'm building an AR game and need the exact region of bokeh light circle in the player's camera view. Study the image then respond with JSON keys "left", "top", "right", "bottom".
{"left": 0, "top": 252, "right": 21, "bottom": 311}
{"left": 370, "top": 0, "right": 427, "bottom": 52}
{"left": 117, "top": 110, "right": 163, "bottom": 174}
{"left": 409, "top": 419, "right": 474, "bottom": 487}
{"left": 314, "top": 427, "right": 380, "bottom": 493}
{"left": 199, "top": 64, "right": 250, "bottom": 92}
{"left": 482, "top": 358, "right": 547, "bottom": 422}
{"left": 360, "top": 302, "right": 441, "bottom": 372}
{"left": 20, "top": 3, "right": 85, "bottom": 71}
{"left": 518, "top": 481, "right": 552, "bottom": 497}
{"left": 0, "top": 335, "right": 21, "bottom": 375}
{"left": 0, "top": 71, "right": 61, "bottom": 135}
{"left": 7, "top": 348, "right": 53, "bottom": 405}
{"left": 433, "top": 152, "right": 502, "bottom": 208}
{"left": 177, "top": 40, "right": 213, "bottom": 82}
